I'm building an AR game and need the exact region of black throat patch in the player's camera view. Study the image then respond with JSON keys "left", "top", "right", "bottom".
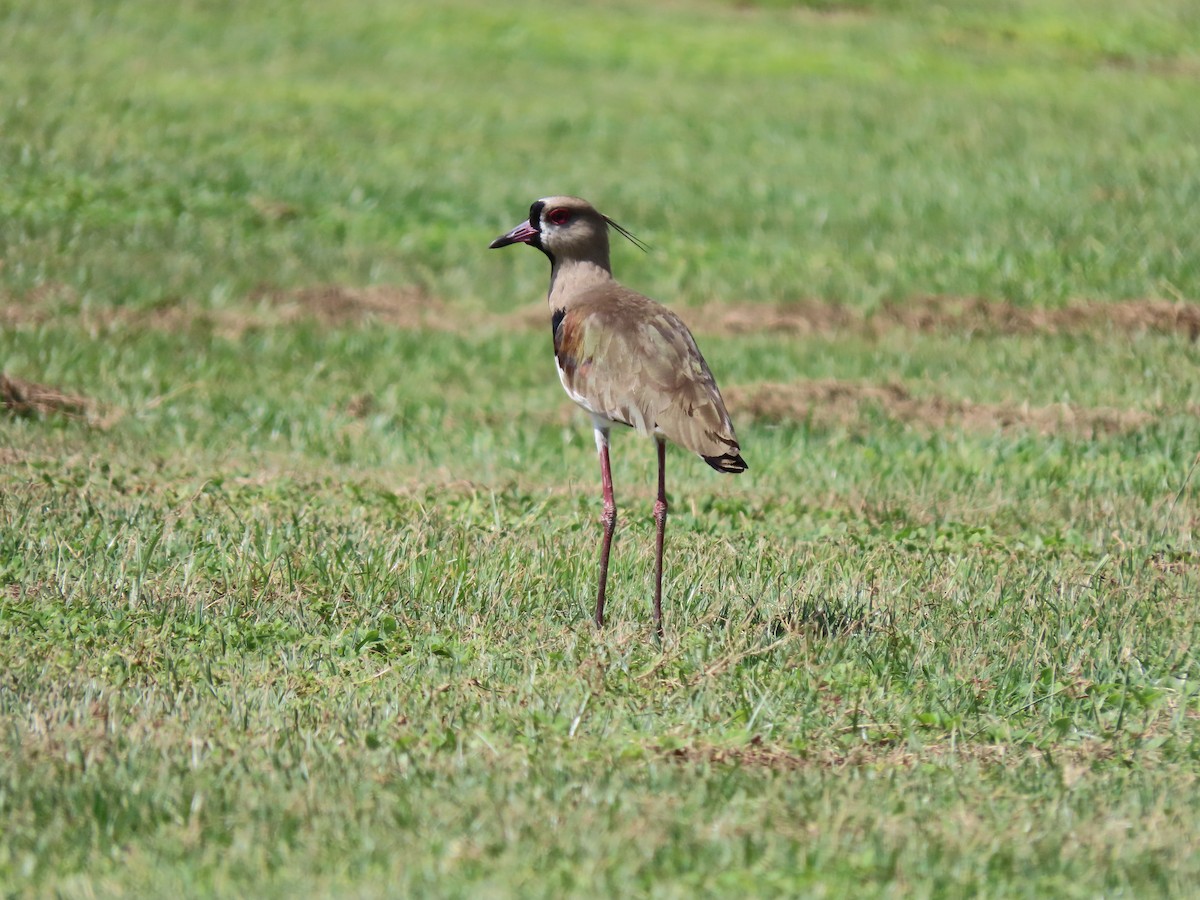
{"left": 527, "top": 199, "right": 547, "bottom": 254}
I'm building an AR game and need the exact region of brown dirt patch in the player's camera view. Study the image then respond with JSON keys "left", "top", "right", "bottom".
{"left": 1, "top": 285, "right": 77, "bottom": 330}
{"left": 251, "top": 284, "right": 442, "bottom": 329}
{"left": 685, "top": 295, "right": 1200, "bottom": 340}
{"left": 658, "top": 736, "right": 1119, "bottom": 772}
{"left": 1, "top": 373, "right": 89, "bottom": 419}
{"left": 3, "top": 284, "right": 444, "bottom": 340}
{"left": 125, "top": 285, "right": 444, "bottom": 340}
{"left": 881, "top": 296, "right": 1200, "bottom": 340}
{"left": 2, "top": 303, "right": 49, "bottom": 329}
{"left": 681, "top": 298, "right": 860, "bottom": 336}
{"left": 252, "top": 292, "right": 1200, "bottom": 341}
{"left": 659, "top": 738, "right": 810, "bottom": 772}
{"left": 1102, "top": 53, "right": 1200, "bottom": 80}
{"left": 6, "top": 285, "right": 1199, "bottom": 341}
{"left": 726, "top": 379, "right": 1155, "bottom": 437}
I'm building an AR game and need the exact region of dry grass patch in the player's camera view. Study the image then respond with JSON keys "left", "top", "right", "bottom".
{"left": 251, "top": 284, "right": 442, "bottom": 329}
{"left": 875, "top": 296, "right": 1200, "bottom": 340}
{"left": 1, "top": 373, "right": 89, "bottom": 419}
{"left": 682, "top": 295, "right": 1200, "bottom": 340}
{"left": 726, "top": 379, "right": 1156, "bottom": 437}
{"left": 658, "top": 734, "right": 1123, "bottom": 773}
{"left": 8, "top": 286, "right": 1200, "bottom": 341}
{"left": 2, "top": 284, "right": 443, "bottom": 340}
{"left": 325, "top": 292, "right": 1200, "bottom": 341}
{"left": 128, "top": 285, "right": 441, "bottom": 339}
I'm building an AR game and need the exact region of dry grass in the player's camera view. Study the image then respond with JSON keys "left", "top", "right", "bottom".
{"left": 7, "top": 287, "right": 1200, "bottom": 341}
{"left": 689, "top": 295, "right": 1200, "bottom": 341}
{"left": 725, "top": 379, "right": 1156, "bottom": 437}
{"left": 0, "top": 373, "right": 89, "bottom": 419}
{"left": 658, "top": 734, "right": 1124, "bottom": 773}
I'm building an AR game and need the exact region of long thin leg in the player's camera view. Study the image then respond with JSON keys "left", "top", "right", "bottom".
{"left": 594, "top": 426, "right": 616, "bottom": 628}
{"left": 652, "top": 436, "right": 668, "bottom": 638}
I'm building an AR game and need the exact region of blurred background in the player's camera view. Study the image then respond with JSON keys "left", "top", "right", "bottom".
{"left": 4, "top": 0, "right": 1198, "bottom": 318}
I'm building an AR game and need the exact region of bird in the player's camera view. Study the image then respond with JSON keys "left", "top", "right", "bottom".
{"left": 489, "top": 196, "right": 747, "bottom": 635}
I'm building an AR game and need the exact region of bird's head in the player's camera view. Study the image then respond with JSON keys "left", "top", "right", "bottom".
{"left": 489, "top": 196, "right": 645, "bottom": 266}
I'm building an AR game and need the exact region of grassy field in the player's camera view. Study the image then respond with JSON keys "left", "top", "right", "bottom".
{"left": 3, "top": 0, "right": 1200, "bottom": 895}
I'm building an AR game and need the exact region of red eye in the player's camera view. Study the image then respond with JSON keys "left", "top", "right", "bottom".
{"left": 547, "top": 207, "right": 571, "bottom": 226}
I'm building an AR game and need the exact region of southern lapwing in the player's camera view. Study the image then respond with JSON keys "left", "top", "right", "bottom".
{"left": 489, "top": 196, "right": 747, "bottom": 635}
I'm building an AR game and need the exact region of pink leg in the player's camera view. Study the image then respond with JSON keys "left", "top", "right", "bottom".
{"left": 653, "top": 437, "right": 668, "bottom": 637}
{"left": 594, "top": 427, "right": 616, "bottom": 628}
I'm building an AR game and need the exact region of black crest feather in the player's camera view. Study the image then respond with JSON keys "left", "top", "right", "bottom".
{"left": 603, "top": 216, "right": 649, "bottom": 253}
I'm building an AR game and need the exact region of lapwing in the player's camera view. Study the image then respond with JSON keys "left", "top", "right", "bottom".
{"left": 490, "top": 196, "right": 746, "bottom": 635}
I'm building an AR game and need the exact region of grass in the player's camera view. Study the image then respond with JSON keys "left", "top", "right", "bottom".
{"left": 3, "top": 0, "right": 1200, "bottom": 896}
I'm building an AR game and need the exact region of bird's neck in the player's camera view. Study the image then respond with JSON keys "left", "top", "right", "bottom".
{"left": 547, "top": 256, "right": 613, "bottom": 308}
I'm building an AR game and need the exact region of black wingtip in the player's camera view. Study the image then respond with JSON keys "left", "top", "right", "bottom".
{"left": 703, "top": 453, "right": 748, "bottom": 474}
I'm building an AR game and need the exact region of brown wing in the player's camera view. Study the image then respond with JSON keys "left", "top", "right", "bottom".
{"left": 553, "top": 287, "right": 747, "bottom": 473}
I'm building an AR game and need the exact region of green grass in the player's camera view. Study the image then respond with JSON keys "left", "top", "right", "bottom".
{"left": 3, "top": 0, "right": 1199, "bottom": 309}
{"left": 4, "top": 0, "right": 1200, "bottom": 896}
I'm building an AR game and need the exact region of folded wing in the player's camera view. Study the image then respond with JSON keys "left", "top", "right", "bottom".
{"left": 553, "top": 288, "right": 747, "bottom": 473}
